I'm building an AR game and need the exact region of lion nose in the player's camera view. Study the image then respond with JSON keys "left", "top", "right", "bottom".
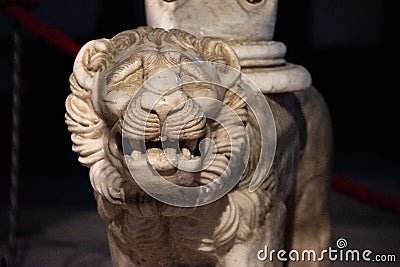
{"left": 140, "top": 90, "right": 188, "bottom": 123}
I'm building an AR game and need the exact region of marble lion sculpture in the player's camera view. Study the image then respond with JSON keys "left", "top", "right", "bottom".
{"left": 65, "top": 26, "right": 331, "bottom": 266}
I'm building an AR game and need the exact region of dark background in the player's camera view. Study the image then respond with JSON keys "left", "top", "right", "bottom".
{"left": 0, "top": 0, "right": 398, "bottom": 207}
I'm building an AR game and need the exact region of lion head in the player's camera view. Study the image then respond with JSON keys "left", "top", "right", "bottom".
{"left": 65, "top": 27, "right": 273, "bottom": 216}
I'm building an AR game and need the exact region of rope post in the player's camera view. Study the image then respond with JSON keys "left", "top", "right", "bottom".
{"left": 1, "top": 3, "right": 38, "bottom": 266}
{"left": 7, "top": 21, "right": 22, "bottom": 267}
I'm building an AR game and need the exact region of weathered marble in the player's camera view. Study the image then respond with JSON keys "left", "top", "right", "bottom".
{"left": 65, "top": 1, "right": 332, "bottom": 266}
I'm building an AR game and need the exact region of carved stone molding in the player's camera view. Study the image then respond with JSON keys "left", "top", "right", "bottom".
{"left": 145, "top": 0, "right": 312, "bottom": 93}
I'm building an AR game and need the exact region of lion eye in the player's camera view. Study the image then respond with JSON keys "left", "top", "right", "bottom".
{"left": 163, "top": 0, "right": 177, "bottom": 2}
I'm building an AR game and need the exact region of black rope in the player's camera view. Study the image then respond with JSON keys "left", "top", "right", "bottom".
{"left": 7, "top": 21, "right": 22, "bottom": 267}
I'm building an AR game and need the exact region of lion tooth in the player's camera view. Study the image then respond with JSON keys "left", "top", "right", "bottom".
{"left": 182, "top": 147, "right": 191, "bottom": 159}
{"left": 186, "top": 139, "right": 198, "bottom": 152}
{"left": 131, "top": 150, "right": 143, "bottom": 160}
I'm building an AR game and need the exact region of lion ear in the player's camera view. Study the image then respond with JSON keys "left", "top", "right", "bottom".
{"left": 194, "top": 38, "right": 240, "bottom": 69}
{"left": 194, "top": 38, "right": 241, "bottom": 88}
{"left": 73, "top": 39, "right": 114, "bottom": 90}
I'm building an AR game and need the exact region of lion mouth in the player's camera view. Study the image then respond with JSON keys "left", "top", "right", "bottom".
{"left": 119, "top": 133, "right": 209, "bottom": 217}
{"left": 123, "top": 136, "right": 203, "bottom": 172}
{"left": 104, "top": 128, "right": 208, "bottom": 216}
{"left": 123, "top": 134, "right": 205, "bottom": 174}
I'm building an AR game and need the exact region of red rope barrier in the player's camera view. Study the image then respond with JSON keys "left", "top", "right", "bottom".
{"left": 2, "top": 5, "right": 81, "bottom": 55}
{"left": 1, "top": 5, "right": 400, "bottom": 216}
{"left": 332, "top": 175, "right": 400, "bottom": 215}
